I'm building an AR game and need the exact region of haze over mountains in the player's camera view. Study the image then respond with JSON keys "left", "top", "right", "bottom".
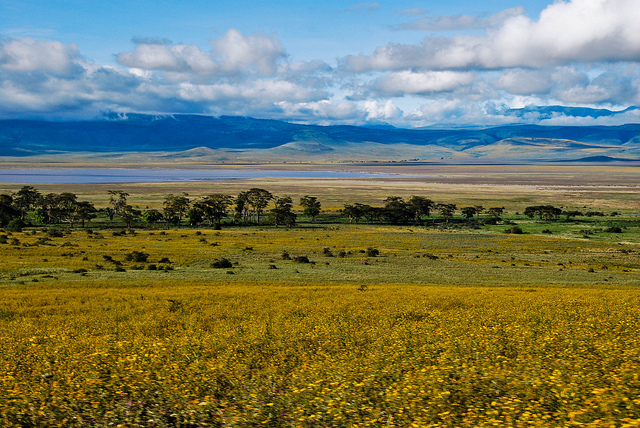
{"left": 1, "top": 109, "right": 639, "bottom": 164}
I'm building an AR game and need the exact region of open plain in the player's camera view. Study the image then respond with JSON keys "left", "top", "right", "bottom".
{"left": 1, "top": 163, "right": 640, "bottom": 427}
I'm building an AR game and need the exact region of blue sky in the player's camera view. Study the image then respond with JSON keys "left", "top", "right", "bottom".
{"left": 1, "top": 0, "right": 639, "bottom": 126}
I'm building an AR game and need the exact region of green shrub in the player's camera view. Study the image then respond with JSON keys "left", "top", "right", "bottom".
{"left": 211, "top": 258, "right": 233, "bottom": 269}
{"left": 124, "top": 251, "right": 149, "bottom": 263}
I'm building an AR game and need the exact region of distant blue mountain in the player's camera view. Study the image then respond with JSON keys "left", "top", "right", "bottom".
{"left": 505, "top": 105, "right": 638, "bottom": 119}
{"left": 1, "top": 113, "right": 639, "bottom": 161}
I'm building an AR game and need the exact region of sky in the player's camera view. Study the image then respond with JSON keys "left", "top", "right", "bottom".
{"left": 1, "top": 0, "right": 639, "bottom": 127}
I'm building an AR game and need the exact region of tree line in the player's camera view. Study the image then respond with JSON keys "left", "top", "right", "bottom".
{"left": 0, "top": 185, "right": 613, "bottom": 231}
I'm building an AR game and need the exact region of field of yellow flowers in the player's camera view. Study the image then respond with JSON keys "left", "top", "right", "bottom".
{"left": 1, "top": 225, "right": 640, "bottom": 426}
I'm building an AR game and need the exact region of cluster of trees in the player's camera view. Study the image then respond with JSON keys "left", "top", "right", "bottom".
{"left": 146, "top": 188, "right": 317, "bottom": 229}
{"left": 0, "top": 186, "right": 97, "bottom": 230}
{"left": 342, "top": 197, "right": 507, "bottom": 225}
{"left": 0, "top": 185, "right": 609, "bottom": 230}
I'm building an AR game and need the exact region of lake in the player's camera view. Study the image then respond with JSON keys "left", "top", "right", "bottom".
{"left": 0, "top": 168, "right": 396, "bottom": 184}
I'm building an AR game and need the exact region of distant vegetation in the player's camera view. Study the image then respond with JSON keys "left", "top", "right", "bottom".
{"left": 0, "top": 185, "right": 629, "bottom": 238}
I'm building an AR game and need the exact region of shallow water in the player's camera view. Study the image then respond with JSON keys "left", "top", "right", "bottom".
{"left": 0, "top": 168, "right": 395, "bottom": 184}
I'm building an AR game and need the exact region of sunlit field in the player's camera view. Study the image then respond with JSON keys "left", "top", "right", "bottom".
{"left": 1, "top": 165, "right": 640, "bottom": 426}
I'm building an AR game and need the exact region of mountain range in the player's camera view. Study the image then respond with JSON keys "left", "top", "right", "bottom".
{"left": 1, "top": 110, "right": 639, "bottom": 164}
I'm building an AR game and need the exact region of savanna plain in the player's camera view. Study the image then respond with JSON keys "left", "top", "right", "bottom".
{"left": 1, "top": 164, "right": 640, "bottom": 427}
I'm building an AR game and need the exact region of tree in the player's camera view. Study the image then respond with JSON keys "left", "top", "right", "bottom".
{"left": 119, "top": 204, "right": 141, "bottom": 230}
{"left": 461, "top": 206, "right": 477, "bottom": 220}
{"left": 142, "top": 209, "right": 163, "bottom": 224}
{"left": 0, "top": 194, "right": 20, "bottom": 227}
{"left": 271, "top": 196, "right": 296, "bottom": 227}
{"left": 107, "top": 190, "right": 129, "bottom": 221}
{"left": 57, "top": 192, "right": 79, "bottom": 227}
{"left": 163, "top": 194, "right": 190, "bottom": 227}
{"left": 383, "top": 196, "right": 412, "bottom": 224}
{"left": 198, "top": 194, "right": 234, "bottom": 226}
{"left": 187, "top": 206, "right": 204, "bottom": 227}
{"left": 74, "top": 201, "right": 97, "bottom": 227}
{"left": 13, "top": 186, "right": 40, "bottom": 220}
{"left": 343, "top": 204, "right": 363, "bottom": 224}
{"left": 407, "top": 196, "right": 434, "bottom": 223}
{"left": 524, "top": 205, "right": 561, "bottom": 221}
{"left": 436, "top": 203, "right": 457, "bottom": 224}
{"left": 487, "top": 207, "right": 505, "bottom": 221}
{"left": 299, "top": 196, "right": 321, "bottom": 221}
{"left": 234, "top": 191, "right": 249, "bottom": 224}
{"left": 245, "top": 188, "right": 273, "bottom": 225}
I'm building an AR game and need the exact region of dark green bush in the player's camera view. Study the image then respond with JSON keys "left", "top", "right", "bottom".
{"left": 211, "top": 258, "right": 233, "bottom": 269}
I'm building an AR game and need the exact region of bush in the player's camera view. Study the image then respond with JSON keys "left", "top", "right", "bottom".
{"left": 47, "top": 228, "right": 64, "bottom": 238}
{"left": 605, "top": 226, "right": 622, "bottom": 233}
{"left": 124, "top": 251, "right": 149, "bottom": 263}
{"left": 541, "top": 229, "right": 552, "bottom": 234}
{"left": 211, "top": 258, "right": 233, "bottom": 269}
{"left": 281, "top": 251, "right": 291, "bottom": 260}
{"left": 6, "top": 218, "right": 26, "bottom": 232}
{"left": 365, "top": 247, "right": 379, "bottom": 257}
{"left": 293, "top": 256, "right": 310, "bottom": 263}
{"left": 505, "top": 226, "right": 524, "bottom": 234}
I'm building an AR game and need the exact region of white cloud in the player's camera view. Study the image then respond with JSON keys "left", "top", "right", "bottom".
{"left": 212, "top": 29, "right": 286, "bottom": 75}
{"left": 364, "top": 100, "right": 403, "bottom": 121}
{"left": 375, "top": 70, "right": 474, "bottom": 96}
{"left": 0, "top": 38, "right": 80, "bottom": 75}
{"left": 345, "top": 0, "right": 640, "bottom": 71}
{"left": 117, "top": 29, "right": 286, "bottom": 77}
{"left": 495, "top": 69, "right": 554, "bottom": 95}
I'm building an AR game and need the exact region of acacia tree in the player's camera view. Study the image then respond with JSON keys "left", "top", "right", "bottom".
{"left": 163, "top": 194, "right": 190, "bottom": 226}
{"left": 299, "top": 196, "right": 321, "bottom": 221}
{"left": 383, "top": 196, "right": 412, "bottom": 224}
{"left": 75, "top": 201, "right": 97, "bottom": 227}
{"left": 487, "top": 207, "right": 505, "bottom": 220}
{"left": 436, "top": 203, "right": 457, "bottom": 224}
{"left": 13, "top": 186, "right": 41, "bottom": 220}
{"left": 245, "top": 188, "right": 273, "bottom": 225}
{"left": 271, "top": 196, "right": 296, "bottom": 228}
{"left": 107, "top": 190, "right": 129, "bottom": 221}
{"left": 407, "top": 196, "right": 434, "bottom": 224}
{"left": 198, "top": 194, "right": 234, "bottom": 226}
{"left": 119, "top": 204, "right": 141, "bottom": 230}
{"left": 0, "top": 194, "right": 20, "bottom": 226}
{"left": 234, "top": 191, "right": 249, "bottom": 224}
{"left": 461, "top": 206, "right": 477, "bottom": 220}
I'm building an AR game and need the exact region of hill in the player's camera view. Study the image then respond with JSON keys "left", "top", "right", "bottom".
{"left": 1, "top": 114, "right": 639, "bottom": 163}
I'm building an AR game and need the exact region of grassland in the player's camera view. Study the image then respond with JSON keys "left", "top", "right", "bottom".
{"left": 1, "top": 164, "right": 640, "bottom": 426}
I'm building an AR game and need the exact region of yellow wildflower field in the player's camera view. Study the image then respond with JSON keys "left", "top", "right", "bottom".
{"left": 1, "top": 222, "right": 640, "bottom": 427}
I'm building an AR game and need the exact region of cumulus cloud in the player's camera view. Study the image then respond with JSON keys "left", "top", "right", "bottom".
{"left": 0, "top": 38, "right": 81, "bottom": 75}
{"left": 117, "top": 29, "right": 286, "bottom": 77}
{"left": 495, "top": 68, "right": 554, "bottom": 95}
{"left": 364, "top": 99, "right": 403, "bottom": 121}
{"left": 375, "top": 70, "right": 474, "bottom": 96}
{"left": 345, "top": 0, "right": 640, "bottom": 71}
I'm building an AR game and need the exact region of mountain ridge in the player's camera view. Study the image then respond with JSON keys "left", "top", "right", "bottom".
{"left": 1, "top": 113, "right": 639, "bottom": 163}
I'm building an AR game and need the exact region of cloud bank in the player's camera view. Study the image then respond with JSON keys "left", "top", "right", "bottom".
{"left": 0, "top": 0, "right": 639, "bottom": 127}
